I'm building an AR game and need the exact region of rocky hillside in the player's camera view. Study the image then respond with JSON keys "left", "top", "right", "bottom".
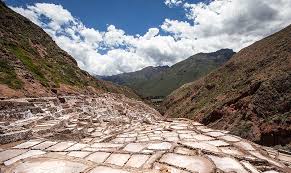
{"left": 102, "top": 49, "right": 235, "bottom": 98}
{"left": 0, "top": 2, "right": 138, "bottom": 99}
{"left": 162, "top": 25, "right": 291, "bottom": 150}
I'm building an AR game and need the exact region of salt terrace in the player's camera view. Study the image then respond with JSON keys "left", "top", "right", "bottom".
{"left": 0, "top": 93, "right": 290, "bottom": 173}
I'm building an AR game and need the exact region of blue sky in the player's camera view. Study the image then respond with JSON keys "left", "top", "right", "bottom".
{"left": 6, "top": 0, "right": 197, "bottom": 35}
{"left": 6, "top": 0, "right": 291, "bottom": 75}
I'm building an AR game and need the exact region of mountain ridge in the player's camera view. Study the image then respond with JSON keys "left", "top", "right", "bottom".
{"left": 100, "top": 65, "right": 170, "bottom": 86}
{"left": 101, "top": 48, "right": 235, "bottom": 98}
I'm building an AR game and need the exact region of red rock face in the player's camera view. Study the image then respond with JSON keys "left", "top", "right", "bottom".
{"left": 161, "top": 25, "right": 291, "bottom": 150}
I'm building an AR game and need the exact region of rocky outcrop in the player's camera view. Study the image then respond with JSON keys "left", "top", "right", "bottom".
{"left": 161, "top": 25, "right": 291, "bottom": 150}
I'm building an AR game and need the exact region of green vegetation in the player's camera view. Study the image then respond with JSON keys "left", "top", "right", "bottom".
{"left": 0, "top": 59, "right": 23, "bottom": 89}
{"left": 7, "top": 45, "right": 89, "bottom": 88}
{"left": 267, "top": 112, "right": 290, "bottom": 123}
{"left": 10, "top": 46, "right": 49, "bottom": 86}
{"left": 232, "top": 120, "right": 253, "bottom": 138}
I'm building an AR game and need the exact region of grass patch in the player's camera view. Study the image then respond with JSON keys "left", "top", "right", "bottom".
{"left": 9, "top": 46, "right": 48, "bottom": 86}
{"left": 232, "top": 120, "right": 253, "bottom": 138}
{"left": 0, "top": 59, "right": 23, "bottom": 89}
{"left": 267, "top": 112, "right": 289, "bottom": 124}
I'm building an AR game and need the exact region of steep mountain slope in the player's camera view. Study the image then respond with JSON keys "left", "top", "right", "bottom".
{"left": 102, "top": 49, "right": 235, "bottom": 98}
{"left": 0, "top": 2, "right": 138, "bottom": 99}
{"left": 162, "top": 25, "right": 291, "bottom": 149}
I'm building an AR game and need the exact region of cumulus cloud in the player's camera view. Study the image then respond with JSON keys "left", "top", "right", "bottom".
{"left": 162, "top": 0, "right": 291, "bottom": 51}
{"left": 9, "top": 0, "right": 291, "bottom": 75}
{"left": 9, "top": 3, "right": 196, "bottom": 75}
{"left": 164, "top": 0, "right": 184, "bottom": 7}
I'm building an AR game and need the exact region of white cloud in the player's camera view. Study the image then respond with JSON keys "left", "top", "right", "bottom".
{"left": 162, "top": 0, "right": 291, "bottom": 51}
{"left": 29, "top": 3, "right": 74, "bottom": 26}
{"left": 164, "top": 0, "right": 184, "bottom": 7}
{"left": 143, "top": 28, "right": 159, "bottom": 40}
{"left": 9, "top": 1, "right": 291, "bottom": 75}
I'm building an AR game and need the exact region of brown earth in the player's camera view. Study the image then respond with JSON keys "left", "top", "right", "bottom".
{"left": 161, "top": 24, "right": 291, "bottom": 150}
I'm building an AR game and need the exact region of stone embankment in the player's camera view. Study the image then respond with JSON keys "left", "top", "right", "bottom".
{"left": 0, "top": 94, "right": 290, "bottom": 173}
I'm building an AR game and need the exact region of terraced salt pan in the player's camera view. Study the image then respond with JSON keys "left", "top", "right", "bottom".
{"left": 250, "top": 151, "right": 285, "bottom": 168}
{"left": 123, "top": 143, "right": 147, "bottom": 152}
{"left": 67, "top": 151, "right": 91, "bottom": 158}
{"left": 147, "top": 142, "right": 172, "bottom": 150}
{"left": 165, "top": 136, "right": 179, "bottom": 141}
{"left": 32, "top": 141, "right": 58, "bottom": 150}
{"left": 204, "top": 140, "right": 229, "bottom": 147}
{"left": 170, "top": 125, "right": 188, "bottom": 130}
{"left": 153, "top": 163, "right": 190, "bottom": 173}
{"left": 160, "top": 153, "right": 215, "bottom": 173}
{"left": 105, "top": 153, "right": 130, "bottom": 166}
{"left": 90, "top": 143, "right": 123, "bottom": 149}
{"left": 4, "top": 150, "right": 46, "bottom": 166}
{"left": 199, "top": 128, "right": 215, "bottom": 133}
{"left": 13, "top": 140, "right": 43, "bottom": 149}
{"left": 180, "top": 141, "right": 221, "bottom": 153}
{"left": 179, "top": 134, "right": 194, "bottom": 139}
{"left": 125, "top": 154, "right": 150, "bottom": 168}
{"left": 192, "top": 134, "right": 214, "bottom": 141}
{"left": 65, "top": 143, "right": 88, "bottom": 151}
{"left": 89, "top": 166, "right": 129, "bottom": 173}
{"left": 205, "top": 131, "right": 225, "bottom": 137}
{"left": 1, "top": 95, "right": 290, "bottom": 173}
{"left": 161, "top": 132, "right": 178, "bottom": 137}
{"left": 207, "top": 155, "right": 248, "bottom": 173}
{"left": 219, "top": 135, "right": 241, "bottom": 142}
{"left": 8, "top": 158, "right": 87, "bottom": 173}
{"left": 174, "top": 147, "right": 197, "bottom": 155}
{"left": 0, "top": 149, "right": 27, "bottom": 162}
{"left": 219, "top": 147, "right": 244, "bottom": 156}
{"left": 46, "top": 142, "right": 75, "bottom": 151}
{"left": 241, "top": 161, "right": 260, "bottom": 173}
{"left": 85, "top": 152, "right": 111, "bottom": 163}
{"left": 277, "top": 153, "right": 291, "bottom": 164}
{"left": 234, "top": 141, "right": 256, "bottom": 151}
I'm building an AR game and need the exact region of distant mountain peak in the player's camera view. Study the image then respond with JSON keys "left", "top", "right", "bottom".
{"left": 137, "top": 65, "right": 170, "bottom": 72}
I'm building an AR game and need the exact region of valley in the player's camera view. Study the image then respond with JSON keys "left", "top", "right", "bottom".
{"left": 101, "top": 49, "right": 235, "bottom": 99}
